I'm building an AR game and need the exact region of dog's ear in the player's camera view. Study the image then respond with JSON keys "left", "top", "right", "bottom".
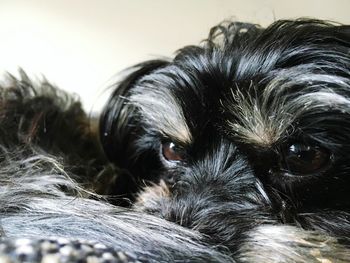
{"left": 99, "top": 60, "right": 169, "bottom": 197}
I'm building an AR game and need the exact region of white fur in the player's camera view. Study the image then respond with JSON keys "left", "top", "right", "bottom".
{"left": 225, "top": 68, "right": 350, "bottom": 146}
{"left": 238, "top": 225, "right": 349, "bottom": 262}
{"left": 130, "top": 87, "right": 192, "bottom": 144}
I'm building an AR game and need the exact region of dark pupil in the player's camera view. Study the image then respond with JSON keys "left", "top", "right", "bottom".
{"left": 283, "top": 144, "right": 329, "bottom": 175}
{"left": 163, "top": 142, "right": 183, "bottom": 162}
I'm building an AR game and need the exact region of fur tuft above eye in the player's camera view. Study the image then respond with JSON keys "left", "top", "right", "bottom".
{"left": 281, "top": 143, "right": 331, "bottom": 175}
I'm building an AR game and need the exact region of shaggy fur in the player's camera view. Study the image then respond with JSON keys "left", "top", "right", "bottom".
{"left": 0, "top": 19, "right": 350, "bottom": 262}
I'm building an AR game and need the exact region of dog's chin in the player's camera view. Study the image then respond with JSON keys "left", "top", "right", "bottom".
{"left": 133, "top": 183, "right": 350, "bottom": 262}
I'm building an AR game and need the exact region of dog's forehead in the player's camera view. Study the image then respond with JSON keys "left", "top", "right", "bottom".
{"left": 130, "top": 45, "right": 350, "bottom": 147}
{"left": 130, "top": 69, "right": 350, "bottom": 147}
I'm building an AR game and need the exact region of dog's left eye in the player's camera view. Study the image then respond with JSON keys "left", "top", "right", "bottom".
{"left": 162, "top": 142, "right": 184, "bottom": 163}
{"left": 282, "top": 143, "right": 331, "bottom": 175}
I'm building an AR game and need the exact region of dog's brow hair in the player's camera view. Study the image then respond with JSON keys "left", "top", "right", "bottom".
{"left": 130, "top": 87, "right": 192, "bottom": 144}
{"left": 226, "top": 68, "right": 350, "bottom": 146}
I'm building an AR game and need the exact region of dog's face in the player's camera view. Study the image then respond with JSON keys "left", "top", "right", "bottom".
{"left": 100, "top": 20, "right": 350, "bottom": 252}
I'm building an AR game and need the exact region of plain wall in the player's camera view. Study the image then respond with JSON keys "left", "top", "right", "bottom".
{"left": 0, "top": 0, "right": 349, "bottom": 112}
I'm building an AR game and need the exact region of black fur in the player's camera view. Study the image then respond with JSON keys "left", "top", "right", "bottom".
{"left": 101, "top": 19, "right": 350, "bottom": 259}
{"left": 0, "top": 19, "right": 349, "bottom": 262}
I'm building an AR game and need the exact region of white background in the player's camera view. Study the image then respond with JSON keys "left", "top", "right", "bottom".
{"left": 0, "top": 0, "right": 349, "bottom": 113}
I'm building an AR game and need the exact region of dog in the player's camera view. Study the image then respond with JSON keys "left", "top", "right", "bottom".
{"left": 0, "top": 19, "right": 349, "bottom": 262}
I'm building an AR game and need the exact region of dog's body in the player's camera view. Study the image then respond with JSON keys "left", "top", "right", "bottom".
{"left": 0, "top": 19, "right": 349, "bottom": 262}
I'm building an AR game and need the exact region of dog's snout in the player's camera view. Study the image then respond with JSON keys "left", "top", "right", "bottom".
{"left": 162, "top": 153, "right": 269, "bottom": 230}
{"left": 172, "top": 180, "right": 191, "bottom": 193}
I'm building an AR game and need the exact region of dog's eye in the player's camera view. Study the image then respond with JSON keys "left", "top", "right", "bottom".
{"left": 282, "top": 143, "right": 330, "bottom": 175}
{"left": 162, "top": 142, "right": 184, "bottom": 163}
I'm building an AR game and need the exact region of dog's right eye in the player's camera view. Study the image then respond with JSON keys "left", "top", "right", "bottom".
{"left": 281, "top": 143, "right": 331, "bottom": 175}
{"left": 161, "top": 142, "right": 184, "bottom": 163}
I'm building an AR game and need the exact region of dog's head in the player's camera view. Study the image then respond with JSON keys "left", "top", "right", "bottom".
{"left": 99, "top": 19, "right": 350, "bottom": 253}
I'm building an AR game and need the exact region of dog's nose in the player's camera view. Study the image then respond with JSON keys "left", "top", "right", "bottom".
{"left": 171, "top": 180, "right": 191, "bottom": 193}
{"left": 163, "top": 195, "right": 208, "bottom": 228}
{"left": 162, "top": 170, "right": 270, "bottom": 233}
